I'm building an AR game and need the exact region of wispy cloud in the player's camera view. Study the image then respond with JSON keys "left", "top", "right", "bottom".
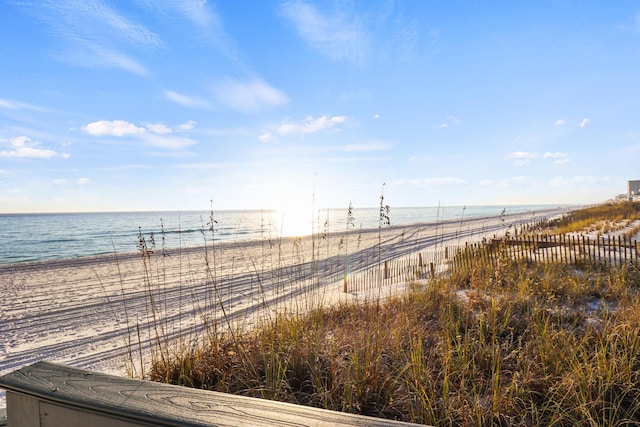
{"left": 542, "top": 152, "right": 570, "bottom": 164}
{"left": 0, "top": 98, "right": 46, "bottom": 112}
{"left": 178, "top": 120, "right": 197, "bottom": 131}
{"left": 17, "top": 0, "right": 160, "bottom": 75}
{"left": 395, "top": 177, "right": 468, "bottom": 189}
{"left": 163, "top": 90, "right": 211, "bottom": 108}
{"left": 143, "top": 0, "right": 239, "bottom": 61}
{"left": 0, "top": 136, "right": 59, "bottom": 159}
{"left": 83, "top": 119, "right": 197, "bottom": 149}
{"left": 280, "top": 1, "right": 370, "bottom": 65}
{"left": 53, "top": 177, "right": 90, "bottom": 185}
{"left": 258, "top": 115, "right": 346, "bottom": 142}
{"left": 213, "top": 79, "right": 288, "bottom": 113}
{"left": 170, "top": 0, "right": 220, "bottom": 28}
{"left": 436, "top": 115, "right": 461, "bottom": 129}
{"left": 496, "top": 175, "right": 537, "bottom": 188}
{"left": 555, "top": 119, "right": 566, "bottom": 126}
{"left": 549, "top": 175, "right": 612, "bottom": 187}
{"left": 343, "top": 142, "right": 391, "bottom": 152}
{"left": 144, "top": 123, "right": 173, "bottom": 135}
{"left": 277, "top": 115, "right": 346, "bottom": 136}
{"left": 580, "top": 118, "right": 590, "bottom": 128}
{"left": 507, "top": 151, "right": 570, "bottom": 166}
{"left": 142, "top": 134, "right": 196, "bottom": 149}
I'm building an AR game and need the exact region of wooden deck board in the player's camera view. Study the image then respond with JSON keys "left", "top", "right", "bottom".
{"left": 0, "top": 362, "right": 423, "bottom": 427}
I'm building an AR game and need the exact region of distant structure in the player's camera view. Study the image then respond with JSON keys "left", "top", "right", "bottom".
{"left": 629, "top": 180, "right": 640, "bottom": 201}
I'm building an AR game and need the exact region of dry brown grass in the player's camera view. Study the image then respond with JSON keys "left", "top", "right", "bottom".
{"left": 143, "top": 202, "right": 640, "bottom": 425}
{"left": 148, "top": 256, "right": 640, "bottom": 425}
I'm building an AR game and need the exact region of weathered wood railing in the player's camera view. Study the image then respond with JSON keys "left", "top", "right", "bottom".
{"left": 0, "top": 361, "right": 422, "bottom": 427}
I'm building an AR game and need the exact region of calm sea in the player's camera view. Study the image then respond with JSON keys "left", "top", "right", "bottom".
{"left": 0, "top": 205, "right": 557, "bottom": 265}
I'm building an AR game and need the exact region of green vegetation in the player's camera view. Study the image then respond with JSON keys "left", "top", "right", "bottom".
{"left": 142, "top": 203, "right": 640, "bottom": 426}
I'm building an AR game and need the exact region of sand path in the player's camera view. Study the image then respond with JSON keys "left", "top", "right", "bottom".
{"left": 0, "top": 208, "right": 566, "bottom": 407}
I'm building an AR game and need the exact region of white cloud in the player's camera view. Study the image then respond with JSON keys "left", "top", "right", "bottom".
{"left": 277, "top": 115, "right": 346, "bottom": 136}
{"left": 84, "top": 120, "right": 146, "bottom": 137}
{"left": 171, "top": 0, "right": 220, "bottom": 28}
{"left": 83, "top": 120, "right": 197, "bottom": 149}
{"left": 477, "top": 179, "right": 495, "bottom": 188}
{"left": 213, "top": 79, "right": 288, "bottom": 112}
{"left": 259, "top": 132, "right": 276, "bottom": 143}
{"left": 343, "top": 142, "right": 391, "bottom": 152}
{"left": 580, "top": 118, "right": 590, "bottom": 128}
{"left": 549, "top": 175, "right": 612, "bottom": 187}
{"left": 178, "top": 120, "right": 197, "bottom": 131}
{"left": 436, "top": 115, "right": 460, "bottom": 129}
{"left": 374, "top": 114, "right": 380, "bottom": 119}
{"left": 507, "top": 151, "right": 538, "bottom": 166}
{"left": 0, "top": 136, "right": 58, "bottom": 159}
{"left": 164, "top": 90, "right": 211, "bottom": 108}
{"left": 145, "top": 123, "right": 173, "bottom": 134}
{"left": 507, "top": 151, "right": 570, "bottom": 166}
{"left": 397, "top": 177, "right": 468, "bottom": 188}
{"left": 53, "top": 177, "right": 90, "bottom": 185}
{"left": 542, "top": 152, "right": 570, "bottom": 165}
{"left": 0, "top": 98, "right": 45, "bottom": 111}
{"left": 0, "top": 99, "right": 16, "bottom": 109}
{"left": 280, "top": 1, "right": 369, "bottom": 64}
{"left": 497, "top": 176, "right": 536, "bottom": 188}
{"left": 555, "top": 119, "right": 566, "bottom": 126}
{"left": 142, "top": 133, "right": 197, "bottom": 149}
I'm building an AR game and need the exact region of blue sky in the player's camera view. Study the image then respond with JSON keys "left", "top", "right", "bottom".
{"left": 1, "top": 1, "right": 639, "bottom": 213}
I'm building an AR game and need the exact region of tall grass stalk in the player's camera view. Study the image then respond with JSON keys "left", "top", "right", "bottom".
{"left": 109, "top": 202, "right": 640, "bottom": 425}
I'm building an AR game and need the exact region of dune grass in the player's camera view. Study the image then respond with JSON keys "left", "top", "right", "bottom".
{"left": 136, "top": 202, "right": 640, "bottom": 425}
{"left": 552, "top": 201, "right": 640, "bottom": 235}
{"left": 147, "top": 258, "right": 640, "bottom": 425}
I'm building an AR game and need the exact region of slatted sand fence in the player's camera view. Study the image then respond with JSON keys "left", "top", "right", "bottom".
{"left": 450, "top": 233, "right": 640, "bottom": 271}
{"left": 343, "top": 248, "right": 452, "bottom": 293}
{"left": 343, "top": 234, "right": 640, "bottom": 294}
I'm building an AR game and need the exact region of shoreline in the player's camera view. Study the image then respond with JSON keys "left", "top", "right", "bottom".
{"left": 0, "top": 208, "right": 568, "bottom": 408}
{"left": 0, "top": 207, "right": 566, "bottom": 270}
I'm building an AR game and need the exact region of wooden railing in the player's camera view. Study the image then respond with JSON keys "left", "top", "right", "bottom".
{"left": 0, "top": 361, "right": 422, "bottom": 427}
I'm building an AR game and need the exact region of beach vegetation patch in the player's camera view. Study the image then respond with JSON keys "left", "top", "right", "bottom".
{"left": 140, "top": 203, "right": 640, "bottom": 425}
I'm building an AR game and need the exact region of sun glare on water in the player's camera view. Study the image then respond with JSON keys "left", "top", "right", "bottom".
{"left": 272, "top": 200, "right": 317, "bottom": 238}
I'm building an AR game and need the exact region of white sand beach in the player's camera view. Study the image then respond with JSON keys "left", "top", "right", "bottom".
{"left": 0, "top": 208, "right": 568, "bottom": 408}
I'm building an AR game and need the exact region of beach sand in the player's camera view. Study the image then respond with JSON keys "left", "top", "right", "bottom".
{"left": 0, "top": 208, "right": 567, "bottom": 407}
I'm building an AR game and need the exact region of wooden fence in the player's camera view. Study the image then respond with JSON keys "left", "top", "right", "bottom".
{"left": 451, "top": 234, "right": 640, "bottom": 271}
{"left": 344, "top": 250, "right": 448, "bottom": 293}
{"left": 343, "top": 234, "right": 640, "bottom": 293}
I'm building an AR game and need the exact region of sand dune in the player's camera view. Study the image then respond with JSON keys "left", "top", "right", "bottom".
{"left": 0, "top": 208, "right": 567, "bottom": 407}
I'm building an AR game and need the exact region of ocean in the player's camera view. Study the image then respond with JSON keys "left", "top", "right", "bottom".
{"left": 0, "top": 205, "right": 559, "bottom": 265}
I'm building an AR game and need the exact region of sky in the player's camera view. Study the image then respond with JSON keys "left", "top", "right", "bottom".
{"left": 1, "top": 0, "right": 639, "bottom": 213}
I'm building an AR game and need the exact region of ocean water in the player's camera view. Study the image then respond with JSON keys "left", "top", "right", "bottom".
{"left": 0, "top": 205, "right": 557, "bottom": 265}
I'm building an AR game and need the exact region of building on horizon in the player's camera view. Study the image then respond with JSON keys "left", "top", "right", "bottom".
{"left": 629, "top": 180, "right": 640, "bottom": 201}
